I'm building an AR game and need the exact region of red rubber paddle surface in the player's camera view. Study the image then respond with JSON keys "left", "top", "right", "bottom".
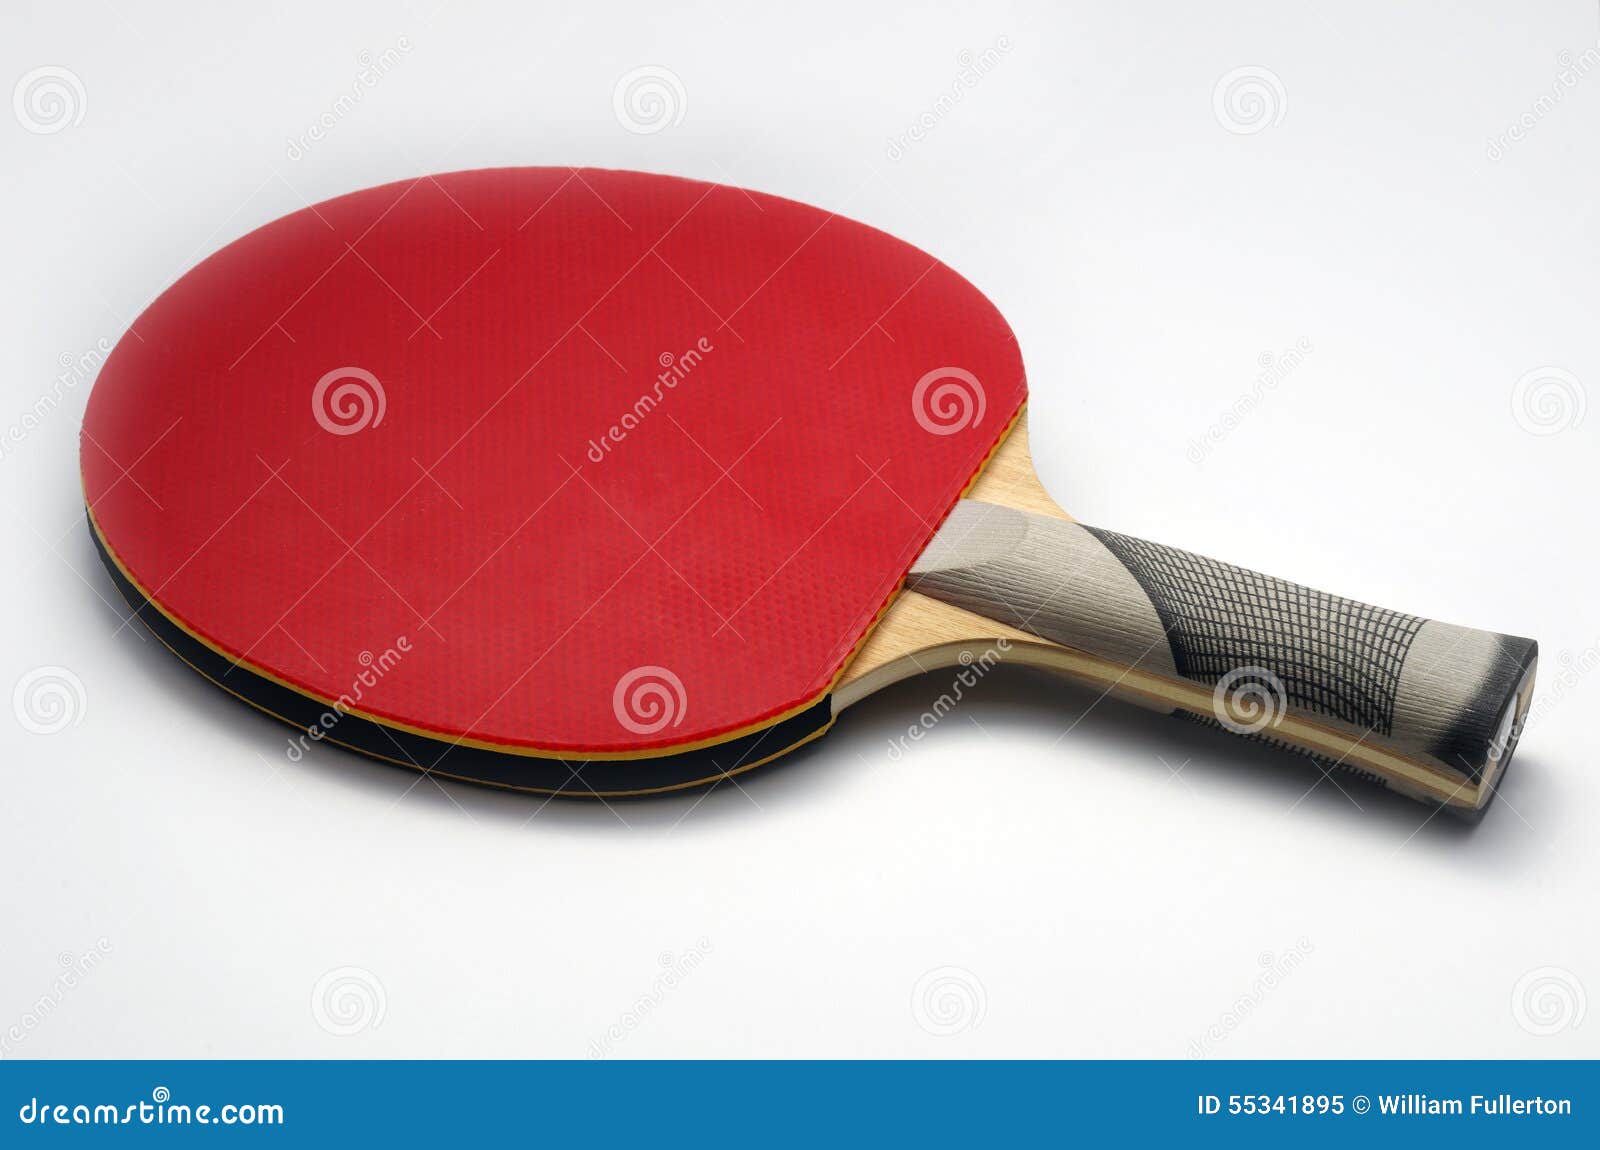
{"left": 82, "top": 168, "right": 1026, "bottom": 761}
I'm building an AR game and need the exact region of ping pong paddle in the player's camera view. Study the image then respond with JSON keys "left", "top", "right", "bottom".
{"left": 81, "top": 167, "right": 1537, "bottom": 818}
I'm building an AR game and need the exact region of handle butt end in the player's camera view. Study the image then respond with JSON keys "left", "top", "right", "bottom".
{"left": 1443, "top": 647, "right": 1537, "bottom": 821}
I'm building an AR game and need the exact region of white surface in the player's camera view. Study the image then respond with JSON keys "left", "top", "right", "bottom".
{"left": 2, "top": 0, "right": 1597, "bottom": 1059}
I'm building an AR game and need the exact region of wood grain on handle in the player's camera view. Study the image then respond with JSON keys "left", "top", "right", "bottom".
{"left": 907, "top": 500, "right": 1538, "bottom": 815}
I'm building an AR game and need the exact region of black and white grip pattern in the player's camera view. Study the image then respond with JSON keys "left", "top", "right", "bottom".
{"left": 909, "top": 500, "right": 1537, "bottom": 798}
{"left": 1081, "top": 526, "right": 1425, "bottom": 736}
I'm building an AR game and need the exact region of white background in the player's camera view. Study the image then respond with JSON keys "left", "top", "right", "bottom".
{"left": 3, "top": 0, "right": 1596, "bottom": 1058}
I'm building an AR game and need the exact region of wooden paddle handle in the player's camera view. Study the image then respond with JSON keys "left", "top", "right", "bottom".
{"left": 908, "top": 501, "right": 1538, "bottom": 815}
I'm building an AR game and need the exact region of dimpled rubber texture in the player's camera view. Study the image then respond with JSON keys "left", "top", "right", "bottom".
{"left": 82, "top": 167, "right": 1026, "bottom": 776}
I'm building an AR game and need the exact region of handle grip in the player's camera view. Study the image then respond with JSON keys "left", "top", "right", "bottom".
{"left": 908, "top": 501, "right": 1538, "bottom": 815}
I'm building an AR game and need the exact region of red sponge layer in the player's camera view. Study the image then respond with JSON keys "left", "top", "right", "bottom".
{"left": 82, "top": 168, "right": 1026, "bottom": 755}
